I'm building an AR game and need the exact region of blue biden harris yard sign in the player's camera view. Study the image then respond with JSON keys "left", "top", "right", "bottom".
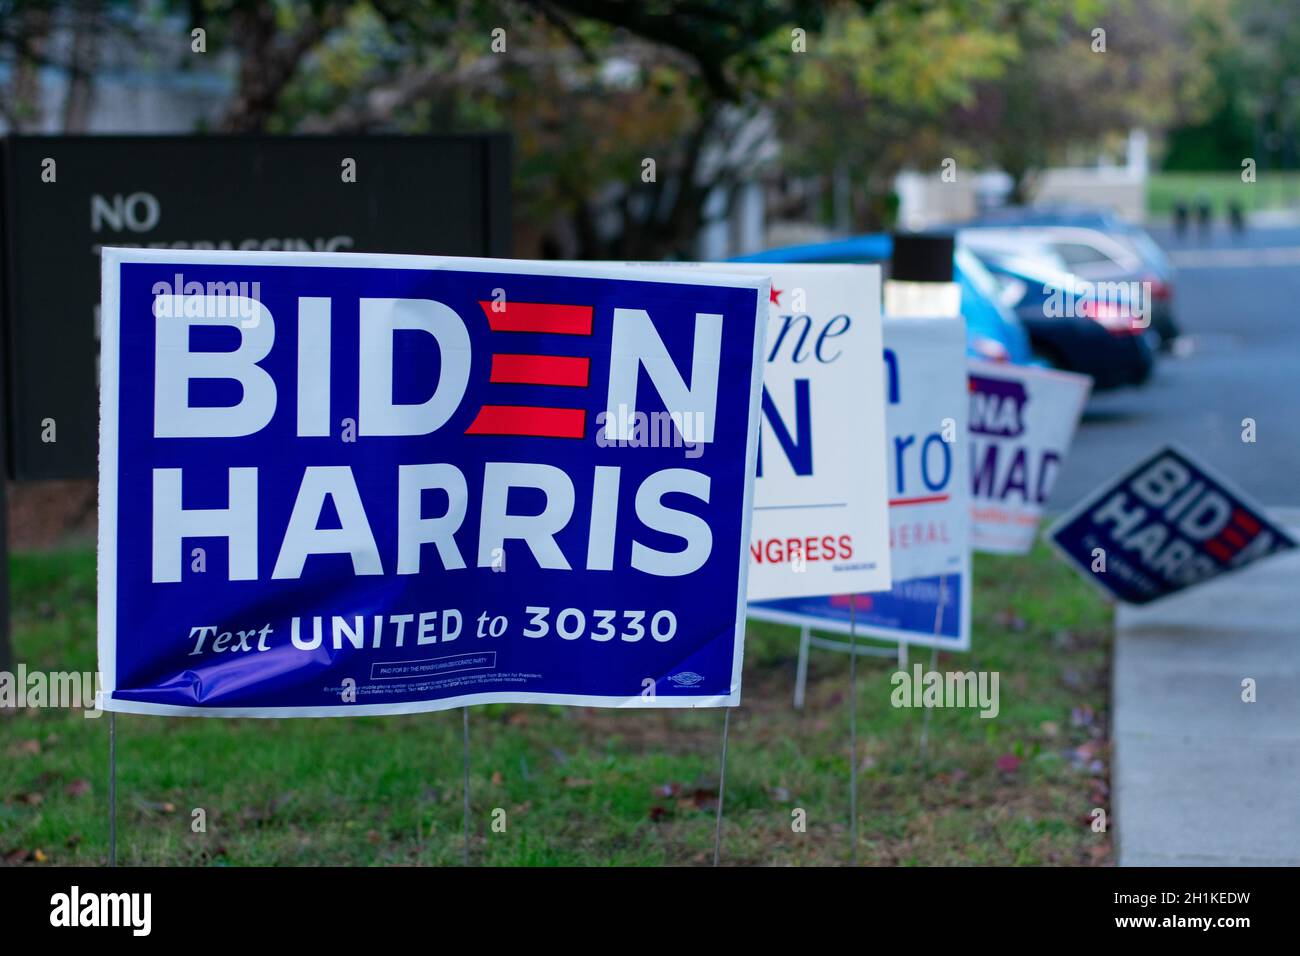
{"left": 1049, "top": 445, "right": 1296, "bottom": 605}
{"left": 97, "top": 249, "right": 768, "bottom": 717}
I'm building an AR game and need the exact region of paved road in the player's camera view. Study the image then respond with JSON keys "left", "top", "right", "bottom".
{"left": 1080, "top": 222, "right": 1300, "bottom": 865}
{"left": 1114, "top": 510, "right": 1300, "bottom": 866}
{"left": 1048, "top": 224, "right": 1300, "bottom": 511}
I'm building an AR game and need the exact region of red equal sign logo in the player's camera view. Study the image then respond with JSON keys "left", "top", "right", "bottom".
{"left": 465, "top": 301, "right": 593, "bottom": 439}
{"left": 829, "top": 594, "right": 874, "bottom": 611}
{"left": 1204, "top": 508, "right": 1260, "bottom": 562}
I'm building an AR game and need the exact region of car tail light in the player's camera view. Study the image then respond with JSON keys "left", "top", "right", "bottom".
{"left": 971, "top": 336, "right": 1010, "bottom": 362}
{"left": 1146, "top": 275, "right": 1172, "bottom": 301}
{"left": 1078, "top": 298, "right": 1144, "bottom": 335}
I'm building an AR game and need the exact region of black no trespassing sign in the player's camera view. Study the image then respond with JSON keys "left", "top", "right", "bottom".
{"left": 0, "top": 134, "right": 511, "bottom": 480}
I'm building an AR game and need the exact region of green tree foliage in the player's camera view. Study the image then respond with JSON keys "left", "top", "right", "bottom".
{"left": 2, "top": 0, "right": 1243, "bottom": 248}
{"left": 228, "top": 0, "right": 899, "bottom": 257}
{"left": 1162, "top": 0, "right": 1300, "bottom": 171}
{"left": 769, "top": 1, "right": 1016, "bottom": 228}
{"left": 947, "top": 0, "right": 1213, "bottom": 201}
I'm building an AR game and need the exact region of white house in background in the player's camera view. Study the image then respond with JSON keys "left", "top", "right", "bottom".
{"left": 691, "top": 107, "right": 779, "bottom": 260}
{"left": 0, "top": 11, "right": 232, "bottom": 134}
{"left": 896, "top": 129, "right": 1151, "bottom": 229}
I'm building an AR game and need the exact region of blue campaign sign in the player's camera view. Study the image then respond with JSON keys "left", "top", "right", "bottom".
{"left": 1048, "top": 445, "right": 1297, "bottom": 605}
{"left": 746, "top": 572, "right": 968, "bottom": 650}
{"left": 98, "top": 249, "right": 768, "bottom": 716}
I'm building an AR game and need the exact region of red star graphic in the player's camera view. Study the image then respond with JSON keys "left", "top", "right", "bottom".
{"left": 769, "top": 286, "right": 783, "bottom": 305}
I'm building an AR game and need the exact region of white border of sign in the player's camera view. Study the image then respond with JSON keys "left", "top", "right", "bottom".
{"left": 1044, "top": 441, "right": 1299, "bottom": 607}
{"left": 97, "top": 247, "right": 770, "bottom": 716}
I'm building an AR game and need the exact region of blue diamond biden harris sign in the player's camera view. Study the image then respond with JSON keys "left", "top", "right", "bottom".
{"left": 1048, "top": 445, "right": 1296, "bottom": 605}
{"left": 97, "top": 249, "right": 769, "bottom": 716}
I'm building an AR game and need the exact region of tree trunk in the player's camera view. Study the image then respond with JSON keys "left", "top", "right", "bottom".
{"left": 6, "top": 8, "right": 51, "bottom": 131}
{"left": 220, "top": 6, "right": 279, "bottom": 132}
{"left": 61, "top": 12, "right": 101, "bottom": 132}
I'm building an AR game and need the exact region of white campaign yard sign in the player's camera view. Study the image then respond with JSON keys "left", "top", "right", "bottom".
{"left": 884, "top": 317, "right": 969, "bottom": 581}
{"left": 748, "top": 316, "right": 971, "bottom": 651}
{"left": 739, "top": 263, "right": 890, "bottom": 599}
{"left": 968, "top": 361, "right": 1091, "bottom": 555}
{"left": 612, "top": 262, "right": 892, "bottom": 601}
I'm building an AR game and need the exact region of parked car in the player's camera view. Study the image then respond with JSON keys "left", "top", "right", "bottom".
{"left": 957, "top": 206, "right": 1179, "bottom": 346}
{"left": 964, "top": 246, "right": 1155, "bottom": 391}
{"left": 731, "top": 235, "right": 1037, "bottom": 365}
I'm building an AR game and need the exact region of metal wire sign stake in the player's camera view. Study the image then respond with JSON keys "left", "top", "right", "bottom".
{"left": 462, "top": 706, "right": 471, "bottom": 866}
{"left": 848, "top": 595, "right": 859, "bottom": 866}
{"left": 108, "top": 712, "right": 117, "bottom": 867}
{"left": 712, "top": 706, "right": 732, "bottom": 866}
{"left": 918, "top": 577, "right": 949, "bottom": 764}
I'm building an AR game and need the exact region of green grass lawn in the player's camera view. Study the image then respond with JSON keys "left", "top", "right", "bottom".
{"left": 1, "top": 544, "right": 1113, "bottom": 866}
{"left": 1148, "top": 170, "right": 1300, "bottom": 217}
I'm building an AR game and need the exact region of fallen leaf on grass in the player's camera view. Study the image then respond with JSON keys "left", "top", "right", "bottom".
{"left": 33, "top": 848, "right": 48, "bottom": 863}
{"left": 563, "top": 777, "right": 593, "bottom": 789}
{"left": 491, "top": 771, "right": 503, "bottom": 786}
{"left": 1069, "top": 740, "right": 1108, "bottom": 773}
{"left": 64, "top": 779, "right": 91, "bottom": 798}
{"left": 995, "top": 610, "right": 1027, "bottom": 632}
{"left": 8, "top": 739, "right": 39, "bottom": 757}
{"left": 687, "top": 788, "right": 718, "bottom": 811}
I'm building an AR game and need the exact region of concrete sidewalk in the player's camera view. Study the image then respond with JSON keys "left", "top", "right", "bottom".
{"left": 1114, "top": 511, "right": 1300, "bottom": 866}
